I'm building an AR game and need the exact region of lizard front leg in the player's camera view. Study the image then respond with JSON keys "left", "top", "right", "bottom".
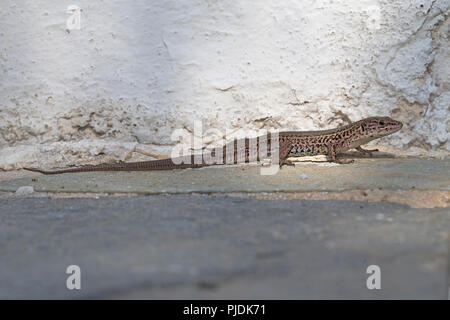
{"left": 356, "top": 146, "right": 379, "bottom": 154}
{"left": 327, "top": 143, "right": 354, "bottom": 164}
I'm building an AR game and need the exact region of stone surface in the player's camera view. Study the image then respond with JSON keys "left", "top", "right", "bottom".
{"left": 0, "top": 195, "right": 448, "bottom": 299}
{"left": 231, "top": 189, "right": 450, "bottom": 209}
{"left": 0, "top": 155, "right": 448, "bottom": 299}
{"left": 1, "top": 158, "right": 449, "bottom": 194}
{"left": 14, "top": 186, "right": 34, "bottom": 196}
{"left": 0, "top": 1, "right": 449, "bottom": 170}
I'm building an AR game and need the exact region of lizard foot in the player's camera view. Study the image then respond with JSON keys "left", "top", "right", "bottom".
{"left": 261, "top": 158, "right": 272, "bottom": 167}
{"left": 335, "top": 158, "right": 355, "bottom": 164}
{"left": 280, "top": 159, "right": 296, "bottom": 168}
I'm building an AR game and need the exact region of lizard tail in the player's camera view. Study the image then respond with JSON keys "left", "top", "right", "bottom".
{"left": 22, "top": 166, "right": 102, "bottom": 174}
{"left": 22, "top": 158, "right": 207, "bottom": 175}
{"left": 23, "top": 167, "right": 57, "bottom": 174}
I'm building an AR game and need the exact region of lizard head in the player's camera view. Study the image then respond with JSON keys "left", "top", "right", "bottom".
{"left": 359, "top": 117, "right": 403, "bottom": 139}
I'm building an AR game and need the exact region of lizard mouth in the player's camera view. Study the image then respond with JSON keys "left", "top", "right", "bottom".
{"left": 385, "top": 120, "right": 403, "bottom": 134}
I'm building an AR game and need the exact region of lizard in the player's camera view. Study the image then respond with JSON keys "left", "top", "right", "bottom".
{"left": 24, "top": 116, "right": 402, "bottom": 174}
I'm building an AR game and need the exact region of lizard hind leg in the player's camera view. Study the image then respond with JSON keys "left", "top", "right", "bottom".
{"left": 278, "top": 142, "right": 296, "bottom": 168}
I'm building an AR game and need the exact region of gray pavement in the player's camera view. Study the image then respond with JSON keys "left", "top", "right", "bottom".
{"left": 0, "top": 194, "right": 449, "bottom": 299}
{"left": 0, "top": 157, "right": 449, "bottom": 299}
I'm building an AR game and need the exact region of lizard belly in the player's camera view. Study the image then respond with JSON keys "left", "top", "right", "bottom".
{"left": 347, "top": 137, "right": 376, "bottom": 150}
{"left": 288, "top": 146, "right": 327, "bottom": 157}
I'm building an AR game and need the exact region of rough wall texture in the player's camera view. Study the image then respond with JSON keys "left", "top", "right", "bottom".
{"left": 0, "top": 0, "right": 449, "bottom": 169}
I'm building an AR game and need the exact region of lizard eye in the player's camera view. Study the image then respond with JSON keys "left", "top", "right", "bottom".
{"left": 379, "top": 121, "right": 385, "bottom": 125}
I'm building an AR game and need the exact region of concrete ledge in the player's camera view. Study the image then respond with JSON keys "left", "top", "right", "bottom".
{"left": 0, "top": 158, "right": 448, "bottom": 194}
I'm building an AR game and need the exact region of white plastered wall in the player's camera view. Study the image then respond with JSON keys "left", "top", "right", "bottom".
{"left": 0, "top": 0, "right": 448, "bottom": 170}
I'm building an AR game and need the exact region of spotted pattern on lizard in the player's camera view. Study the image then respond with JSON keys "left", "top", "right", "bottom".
{"left": 24, "top": 117, "right": 403, "bottom": 174}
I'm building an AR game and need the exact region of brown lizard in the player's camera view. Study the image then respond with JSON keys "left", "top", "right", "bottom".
{"left": 24, "top": 116, "right": 402, "bottom": 174}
